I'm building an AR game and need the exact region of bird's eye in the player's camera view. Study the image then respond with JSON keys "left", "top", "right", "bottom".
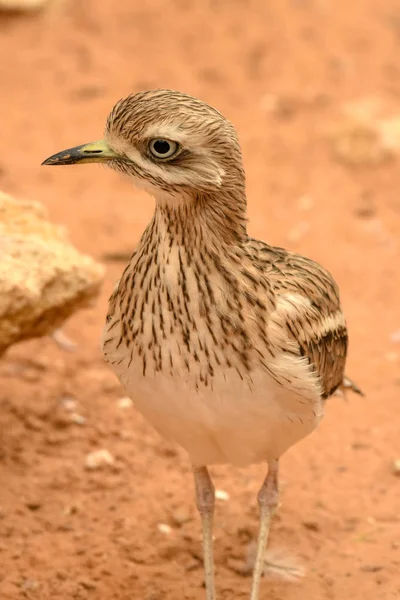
{"left": 149, "top": 139, "right": 179, "bottom": 159}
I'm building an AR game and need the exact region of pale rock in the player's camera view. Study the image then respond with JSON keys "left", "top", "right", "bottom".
{"left": 215, "top": 489, "right": 230, "bottom": 501}
{"left": 117, "top": 397, "right": 133, "bottom": 409}
{"left": 85, "top": 449, "right": 114, "bottom": 470}
{"left": 0, "top": 191, "right": 104, "bottom": 356}
{"left": 157, "top": 523, "right": 173, "bottom": 535}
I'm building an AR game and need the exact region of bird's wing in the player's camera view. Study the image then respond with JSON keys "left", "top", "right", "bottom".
{"left": 248, "top": 240, "right": 351, "bottom": 398}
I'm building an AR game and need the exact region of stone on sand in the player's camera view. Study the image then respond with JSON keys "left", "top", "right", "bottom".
{"left": 0, "top": 191, "right": 104, "bottom": 356}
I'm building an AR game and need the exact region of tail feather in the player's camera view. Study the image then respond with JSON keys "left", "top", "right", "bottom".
{"left": 338, "top": 375, "right": 364, "bottom": 397}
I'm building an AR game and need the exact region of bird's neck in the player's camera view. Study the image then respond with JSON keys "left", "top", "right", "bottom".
{"left": 151, "top": 188, "right": 248, "bottom": 249}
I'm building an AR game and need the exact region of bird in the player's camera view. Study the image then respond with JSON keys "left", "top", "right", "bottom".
{"left": 42, "top": 89, "right": 362, "bottom": 600}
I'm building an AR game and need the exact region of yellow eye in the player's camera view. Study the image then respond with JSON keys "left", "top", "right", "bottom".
{"left": 149, "top": 139, "right": 179, "bottom": 159}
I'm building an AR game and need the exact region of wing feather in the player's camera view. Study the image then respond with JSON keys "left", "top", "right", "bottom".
{"left": 247, "top": 239, "right": 358, "bottom": 398}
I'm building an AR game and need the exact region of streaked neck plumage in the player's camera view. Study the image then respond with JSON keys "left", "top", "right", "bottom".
{"left": 149, "top": 159, "right": 248, "bottom": 249}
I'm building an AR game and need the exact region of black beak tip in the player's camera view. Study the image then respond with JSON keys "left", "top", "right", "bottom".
{"left": 41, "top": 154, "right": 72, "bottom": 166}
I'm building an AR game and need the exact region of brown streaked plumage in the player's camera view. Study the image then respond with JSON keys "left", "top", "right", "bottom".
{"left": 42, "top": 89, "right": 362, "bottom": 600}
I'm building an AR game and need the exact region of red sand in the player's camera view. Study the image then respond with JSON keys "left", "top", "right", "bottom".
{"left": 0, "top": 1, "right": 399, "bottom": 598}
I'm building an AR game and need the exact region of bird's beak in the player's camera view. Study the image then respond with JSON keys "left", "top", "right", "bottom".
{"left": 41, "top": 139, "right": 119, "bottom": 166}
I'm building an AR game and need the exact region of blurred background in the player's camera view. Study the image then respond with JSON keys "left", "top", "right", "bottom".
{"left": 0, "top": 1, "right": 399, "bottom": 598}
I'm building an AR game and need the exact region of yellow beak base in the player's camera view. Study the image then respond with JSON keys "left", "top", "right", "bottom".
{"left": 42, "top": 140, "right": 119, "bottom": 166}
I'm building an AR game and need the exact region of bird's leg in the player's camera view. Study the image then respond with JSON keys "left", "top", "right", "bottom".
{"left": 193, "top": 466, "right": 216, "bottom": 600}
{"left": 250, "top": 460, "right": 279, "bottom": 600}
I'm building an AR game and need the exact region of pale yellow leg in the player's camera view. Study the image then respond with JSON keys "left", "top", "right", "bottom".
{"left": 250, "top": 460, "right": 279, "bottom": 600}
{"left": 193, "top": 466, "right": 216, "bottom": 600}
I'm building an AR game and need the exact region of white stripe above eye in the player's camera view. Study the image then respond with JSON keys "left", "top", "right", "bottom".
{"left": 144, "top": 122, "right": 189, "bottom": 144}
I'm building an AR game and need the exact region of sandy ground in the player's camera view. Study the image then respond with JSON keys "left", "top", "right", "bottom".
{"left": 0, "top": 1, "right": 399, "bottom": 598}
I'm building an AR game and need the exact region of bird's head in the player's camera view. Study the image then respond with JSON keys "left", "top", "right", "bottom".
{"left": 42, "top": 90, "right": 245, "bottom": 203}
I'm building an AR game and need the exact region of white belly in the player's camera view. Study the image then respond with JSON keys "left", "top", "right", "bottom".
{"left": 105, "top": 342, "right": 323, "bottom": 467}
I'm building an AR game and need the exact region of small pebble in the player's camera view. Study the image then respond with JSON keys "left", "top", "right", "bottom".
{"left": 157, "top": 523, "right": 172, "bottom": 535}
{"left": 85, "top": 449, "right": 115, "bottom": 470}
{"left": 118, "top": 397, "right": 133, "bottom": 409}
{"left": 60, "top": 396, "right": 77, "bottom": 412}
{"left": 70, "top": 413, "right": 86, "bottom": 425}
{"left": 215, "top": 489, "right": 230, "bottom": 501}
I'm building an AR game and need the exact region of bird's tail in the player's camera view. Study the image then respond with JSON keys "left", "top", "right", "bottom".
{"left": 337, "top": 375, "right": 364, "bottom": 398}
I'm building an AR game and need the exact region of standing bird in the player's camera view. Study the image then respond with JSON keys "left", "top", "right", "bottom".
{"left": 42, "top": 90, "right": 361, "bottom": 600}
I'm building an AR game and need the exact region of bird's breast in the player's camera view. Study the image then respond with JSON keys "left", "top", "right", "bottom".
{"left": 102, "top": 320, "right": 322, "bottom": 465}
{"left": 101, "top": 280, "right": 322, "bottom": 465}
